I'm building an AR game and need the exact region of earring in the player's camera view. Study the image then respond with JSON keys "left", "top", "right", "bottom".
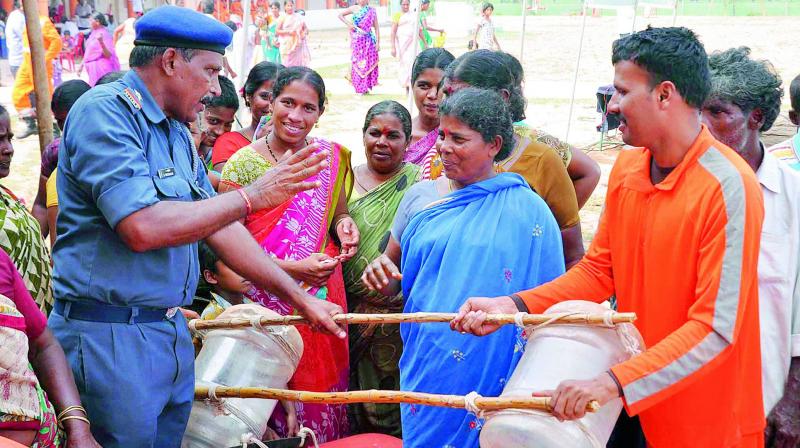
{"left": 315, "top": 121, "right": 319, "bottom": 128}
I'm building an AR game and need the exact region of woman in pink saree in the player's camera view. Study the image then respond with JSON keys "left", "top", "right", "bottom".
{"left": 81, "top": 13, "right": 120, "bottom": 86}
{"left": 276, "top": 0, "right": 310, "bottom": 67}
{"left": 219, "top": 67, "right": 359, "bottom": 442}
{"left": 339, "top": 0, "right": 379, "bottom": 94}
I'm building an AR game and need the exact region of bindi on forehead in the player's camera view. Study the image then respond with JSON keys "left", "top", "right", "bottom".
{"left": 370, "top": 122, "right": 400, "bottom": 135}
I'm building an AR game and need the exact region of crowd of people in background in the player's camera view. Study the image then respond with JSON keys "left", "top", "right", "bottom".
{"left": 0, "top": 0, "right": 133, "bottom": 139}
{"left": 0, "top": 2, "right": 798, "bottom": 448}
{"left": 0, "top": 0, "right": 468, "bottom": 129}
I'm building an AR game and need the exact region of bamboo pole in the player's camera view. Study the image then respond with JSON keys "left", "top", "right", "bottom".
{"left": 564, "top": 0, "right": 588, "bottom": 142}
{"left": 21, "top": 0, "right": 54, "bottom": 151}
{"left": 672, "top": 0, "right": 678, "bottom": 26}
{"left": 407, "top": 0, "right": 421, "bottom": 113}
{"left": 519, "top": 0, "right": 527, "bottom": 61}
{"left": 240, "top": 0, "right": 251, "bottom": 96}
{"left": 188, "top": 311, "right": 637, "bottom": 332}
{"left": 194, "top": 386, "right": 601, "bottom": 413}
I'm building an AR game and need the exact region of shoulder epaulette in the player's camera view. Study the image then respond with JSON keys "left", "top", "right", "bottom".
{"left": 118, "top": 87, "right": 143, "bottom": 112}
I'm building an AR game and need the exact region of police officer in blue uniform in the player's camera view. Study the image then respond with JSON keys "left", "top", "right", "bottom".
{"left": 48, "top": 6, "right": 345, "bottom": 447}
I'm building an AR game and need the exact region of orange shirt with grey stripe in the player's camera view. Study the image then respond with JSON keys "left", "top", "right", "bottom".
{"left": 518, "top": 127, "right": 765, "bottom": 448}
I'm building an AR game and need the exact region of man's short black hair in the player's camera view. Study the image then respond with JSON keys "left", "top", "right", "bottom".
{"left": 612, "top": 26, "right": 711, "bottom": 109}
{"left": 206, "top": 75, "right": 239, "bottom": 110}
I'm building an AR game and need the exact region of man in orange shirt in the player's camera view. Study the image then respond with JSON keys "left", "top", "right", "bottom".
{"left": 452, "top": 27, "right": 765, "bottom": 448}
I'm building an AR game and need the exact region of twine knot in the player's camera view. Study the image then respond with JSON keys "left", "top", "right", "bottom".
{"left": 208, "top": 384, "right": 219, "bottom": 400}
{"left": 251, "top": 316, "right": 266, "bottom": 333}
{"left": 297, "top": 426, "right": 320, "bottom": 447}
{"left": 240, "top": 432, "right": 269, "bottom": 448}
{"left": 464, "top": 391, "right": 484, "bottom": 418}
{"left": 602, "top": 310, "right": 614, "bottom": 327}
{"left": 513, "top": 312, "right": 526, "bottom": 328}
{"left": 205, "top": 384, "right": 230, "bottom": 416}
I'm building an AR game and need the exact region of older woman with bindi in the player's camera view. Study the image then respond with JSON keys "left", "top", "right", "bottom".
{"left": 343, "top": 100, "right": 419, "bottom": 437}
{"left": 362, "top": 88, "right": 564, "bottom": 447}
{"left": 436, "top": 50, "right": 590, "bottom": 268}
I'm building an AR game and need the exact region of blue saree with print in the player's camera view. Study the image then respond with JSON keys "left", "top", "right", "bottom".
{"left": 398, "top": 172, "right": 566, "bottom": 447}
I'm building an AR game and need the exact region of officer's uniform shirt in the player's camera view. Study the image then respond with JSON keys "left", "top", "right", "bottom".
{"left": 53, "top": 70, "right": 215, "bottom": 308}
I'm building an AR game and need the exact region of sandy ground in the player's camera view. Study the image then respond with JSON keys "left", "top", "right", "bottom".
{"left": 2, "top": 15, "right": 798, "bottom": 244}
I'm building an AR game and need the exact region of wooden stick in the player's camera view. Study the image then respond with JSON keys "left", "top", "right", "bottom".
{"left": 189, "top": 311, "right": 636, "bottom": 332}
{"left": 194, "top": 386, "right": 600, "bottom": 413}
{"left": 22, "top": 0, "right": 54, "bottom": 151}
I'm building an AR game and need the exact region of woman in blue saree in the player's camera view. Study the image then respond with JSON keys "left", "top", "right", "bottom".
{"left": 362, "top": 87, "right": 565, "bottom": 447}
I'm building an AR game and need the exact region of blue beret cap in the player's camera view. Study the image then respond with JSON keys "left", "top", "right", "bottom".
{"left": 134, "top": 6, "right": 233, "bottom": 55}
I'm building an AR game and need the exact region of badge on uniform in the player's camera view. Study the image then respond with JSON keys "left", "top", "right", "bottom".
{"left": 123, "top": 88, "right": 142, "bottom": 110}
{"left": 158, "top": 167, "right": 176, "bottom": 178}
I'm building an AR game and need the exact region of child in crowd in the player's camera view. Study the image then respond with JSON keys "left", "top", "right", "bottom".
{"left": 198, "top": 241, "right": 252, "bottom": 320}
{"left": 61, "top": 31, "right": 74, "bottom": 48}
{"left": 95, "top": 70, "right": 126, "bottom": 85}
{"left": 188, "top": 114, "right": 220, "bottom": 190}
{"left": 60, "top": 31, "right": 76, "bottom": 71}
{"left": 473, "top": 2, "right": 500, "bottom": 51}
{"left": 200, "top": 75, "right": 239, "bottom": 169}
{"left": 196, "top": 242, "right": 300, "bottom": 438}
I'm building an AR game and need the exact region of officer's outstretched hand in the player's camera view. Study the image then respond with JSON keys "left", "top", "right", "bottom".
{"left": 244, "top": 143, "right": 329, "bottom": 211}
{"left": 298, "top": 295, "right": 346, "bottom": 339}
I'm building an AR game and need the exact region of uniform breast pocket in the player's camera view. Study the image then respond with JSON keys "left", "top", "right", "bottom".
{"left": 152, "top": 175, "right": 193, "bottom": 201}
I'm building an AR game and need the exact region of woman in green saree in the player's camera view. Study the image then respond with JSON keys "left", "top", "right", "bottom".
{"left": 343, "top": 101, "right": 419, "bottom": 437}
{"left": 264, "top": 2, "right": 282, "bottom": 64}
{"left": 0, "top": 105, "right": 52, "bottom": 314}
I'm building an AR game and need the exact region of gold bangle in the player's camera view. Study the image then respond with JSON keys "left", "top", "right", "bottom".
{"left": 59, "top": 414, "right": 91, "bottom": 428}
{"left": 333, "top": 213, "right": 350, "bottom": 227}
{"left": 56, "top": 405, "right": 86, "bottom": 421}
